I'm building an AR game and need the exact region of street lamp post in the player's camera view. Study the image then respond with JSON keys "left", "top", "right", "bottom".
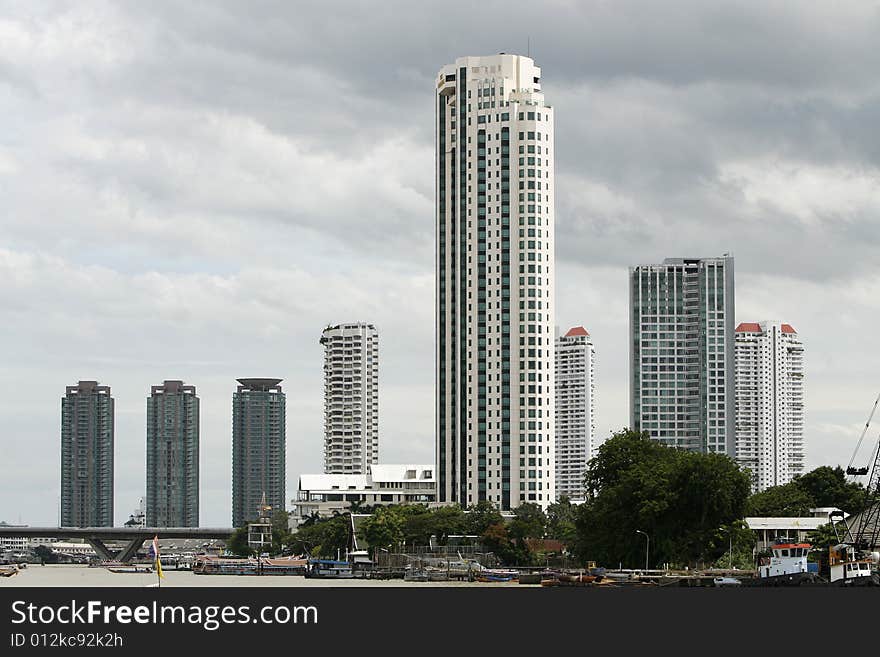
{"left": 635, "top": 530, "right": 649, "bottom": 572}
{"left": 719, "top": 526, "right": 733, "bottom": 570}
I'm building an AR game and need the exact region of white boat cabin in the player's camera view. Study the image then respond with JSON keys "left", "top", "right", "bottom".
{"left": 829, "top": 544, "right": 874, "bottom": 583}
{"left": 759, "top": 542, "right": 810, "bottom": 579}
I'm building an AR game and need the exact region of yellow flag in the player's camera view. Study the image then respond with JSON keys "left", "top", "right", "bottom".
{"left": 152, "top": 535, "right": 165, "bottom": 579}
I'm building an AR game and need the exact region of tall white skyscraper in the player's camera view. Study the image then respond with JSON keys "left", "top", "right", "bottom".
{"left": 734, "top": 321, "right": 804, "bottom": 491}
{"left": 629, "top": 256, "right": 735, "bottom": 455}
{"left": 436, "top": 54, "right": 556, "bottom": 510}
{"left": 320, "top": 322, "right": 379, "bottom": 474}
{"left": 555, "top": 327, "right": 595, "bottom": 500}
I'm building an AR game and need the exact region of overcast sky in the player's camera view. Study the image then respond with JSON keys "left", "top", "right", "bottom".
{"left": 2, "top": 1, "right": 880, "bottom": 526}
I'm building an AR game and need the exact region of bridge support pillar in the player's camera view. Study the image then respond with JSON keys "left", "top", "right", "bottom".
{"left": 86, "top": 538, "right": 145, "bottom": 563}
{"left": 117, "top": 538, "right": 146, "bottom": 563}
{"left": 86, "top": 538, "right": 115, "bottom": 562}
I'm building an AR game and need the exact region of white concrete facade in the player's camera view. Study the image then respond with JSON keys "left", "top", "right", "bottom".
{"left": 735, "top": 321, "right": 805, "bottom": 491}
{"left": 436, "top": 54, "right": 555, "bottom": 510}
{"left": 555, "top": 327, "right": 595, "bottom": 500}
{"left": 291, "top": 464, "right": 436, "bottom": 528}
{"left": 320, "top": 323, "right": 379, "bottom": 474}
{"left": 629, "top": 256, "right": 736, "bottom": 455}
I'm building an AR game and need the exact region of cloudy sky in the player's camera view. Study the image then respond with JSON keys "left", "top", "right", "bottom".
{"left": 2, "top": 1, "right": 880, "bottom": 526}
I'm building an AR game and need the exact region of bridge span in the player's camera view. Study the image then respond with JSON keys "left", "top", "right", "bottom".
{"left": 0, "top": 527, "right": 236, "bottom": 562}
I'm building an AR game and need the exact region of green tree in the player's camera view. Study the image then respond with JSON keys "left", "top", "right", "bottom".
{"left": 287, "top": 514, "right": 351, "bottom": 558}
{"left": 270, "top": 509, "right": 293, "bottom": 555}
{"left": 572, "top": 428, "right": 751, "bottom": 568}
{"left": 796, "top": 466, "right": 866, "bottom": 515}
{"left": 508, "top": 502, "right": 547, "bottom": 541}
{"left": 361, "top": 506, "right": 406, "bottom": 551}
{"left": 401, "top": 507, "right": 435, "bottom": 546}
{"left": 481, "top": 522, "right": 533, "bottom": 566}
{"left": 33, "top": 545, "right": 58, "bottom": 564}
{"left": 465, "top": 500, "right": 504, "bottom": 535}
{"left": 745, "top": 481, "right": 813, "bottom": 517}
{"left": 546, "top": 497, "right": 578, "bottom": 542}
{"left": 317, "top": 515, "right": 352, "bottom": 557}
{"left": 426, "top": 505, "right": 467, "bottom": 544}
{"left": 300, "top": 511, "right": 322, "bottom": 528}
{"left": 226, "top": 525, "right": 252, "bottom": 557}
{"left": 744, "top": 465, "right": 866, "bottom": 517}
{"left": 709, "top": 522, "right": 756, "bottom": 570}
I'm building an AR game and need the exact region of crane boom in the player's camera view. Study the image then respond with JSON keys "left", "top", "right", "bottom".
{"left": 845, "top": 394, "right": 880, "bottom": 551}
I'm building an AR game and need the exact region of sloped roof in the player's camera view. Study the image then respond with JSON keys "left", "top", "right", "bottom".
{"left": 735, "top": 322, "right": 762, "bottom": 333}
{"left": 564, "top": 326, "right": 590, "bottom": 337}
{"left": 745, "top": 517, "right": 826, "bottom": 531}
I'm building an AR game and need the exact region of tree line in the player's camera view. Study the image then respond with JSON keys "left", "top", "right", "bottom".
{"left": 226, "top": 428, "right": 866, "bottom": 568}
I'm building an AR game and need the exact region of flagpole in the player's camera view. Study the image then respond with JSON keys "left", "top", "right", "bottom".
{"left": 152, "top": 535, "right": 164, "bottom": 588}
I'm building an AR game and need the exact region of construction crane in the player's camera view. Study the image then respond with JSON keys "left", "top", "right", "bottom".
{"left": 827, "top": 394, "right": 880, "bottom": 584}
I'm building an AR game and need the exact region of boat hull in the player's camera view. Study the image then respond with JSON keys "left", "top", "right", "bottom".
{"left": 829, "top": 572, "right": 880, "bottom": 587}
{"left": 741, "top": 572, "right": 824, "bottom": 587}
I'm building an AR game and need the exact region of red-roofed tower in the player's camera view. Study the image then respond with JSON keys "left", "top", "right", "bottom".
{"left": 555, "top": 327, "right": 595, "bottom": 500}
{"left": 734, "top": 321, "right": 804, "bottom": 491}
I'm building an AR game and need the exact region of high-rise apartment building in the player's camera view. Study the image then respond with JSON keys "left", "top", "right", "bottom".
{"left": 232, "top": 378, "right": 286, "bottom": 527}
{"left": 61, "top": 381, "right": 114, "bottom": 527}
{"left": 320, "top": 323, "right": 379, "bottom": 474}
{"left": 436, "top": 54, "right": 556, "bottom": 509}
{"left": 555, "top": 326, "right": 595, "bottom": 500}
{"left": 734, "top": 321, "right": 805, "bottom": 491}
{"left": 146, "top": 380, "right": 199, "bottom": 527}
{"left": 629, "top": 256, "right": 735, "bottom": 455}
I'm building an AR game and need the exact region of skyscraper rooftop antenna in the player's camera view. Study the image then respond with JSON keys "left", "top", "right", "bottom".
{"left": 527, "top": 35, "right": 530, "bottom": 58}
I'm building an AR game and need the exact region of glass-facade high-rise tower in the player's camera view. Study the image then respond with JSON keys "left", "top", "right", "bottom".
{"left": 629, "top": 256, "right": 735, "bottom": 455}
{"left": 146, "top": 380, "right": 199, "bottom": 527}
{"left": 232, "top": 378, "right": 286, "bottom": 527}
{"left": 436, "top": 54, "right": 556, "bottom": 510}
{"left": 61, "top": 380, "right": 114, "bottom": 527}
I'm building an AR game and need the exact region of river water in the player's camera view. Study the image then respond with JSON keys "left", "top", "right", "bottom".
{"left": 1, "top": 565, "right": 522, "bottom": 588}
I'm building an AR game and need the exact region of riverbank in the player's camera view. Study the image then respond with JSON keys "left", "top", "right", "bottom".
{"left": 0, "top": 564, "right": 524, "bottom": 587}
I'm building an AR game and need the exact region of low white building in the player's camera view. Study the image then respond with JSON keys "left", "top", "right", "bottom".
{"left": 0, "top": 526, "right": 56, "bottom": 553}
{"left": 746, "top": 507, "right": 845, "bottom": 551}
{"left": 0, "top": 535, "right": 28, "bottom": 553}
{"left": 50, "top": 541, "right": 97, "bottom": 557}
{"left": 291, "top": 464, "right": 436, "bottom": 530}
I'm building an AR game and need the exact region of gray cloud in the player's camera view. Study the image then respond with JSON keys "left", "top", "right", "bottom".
{"left": 1, "top": 0, "right": 878, "bottom": 524}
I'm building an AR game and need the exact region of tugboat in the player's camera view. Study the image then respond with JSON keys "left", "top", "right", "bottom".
{"left": 743, "top": 540, "right": 822, "bottom": 586}
{"left": 828, "top": 543, "right": 879, "bottom": 586}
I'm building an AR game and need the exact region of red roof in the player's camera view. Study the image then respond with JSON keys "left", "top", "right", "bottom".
{"left": 781, "top": 324, "right": 797, "bottom": 334}
{"left": 564, "top": 326, "right": 590, "bottom": 337}
{"left": 735, "top": 322, "right": 762, "bottom": 333}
